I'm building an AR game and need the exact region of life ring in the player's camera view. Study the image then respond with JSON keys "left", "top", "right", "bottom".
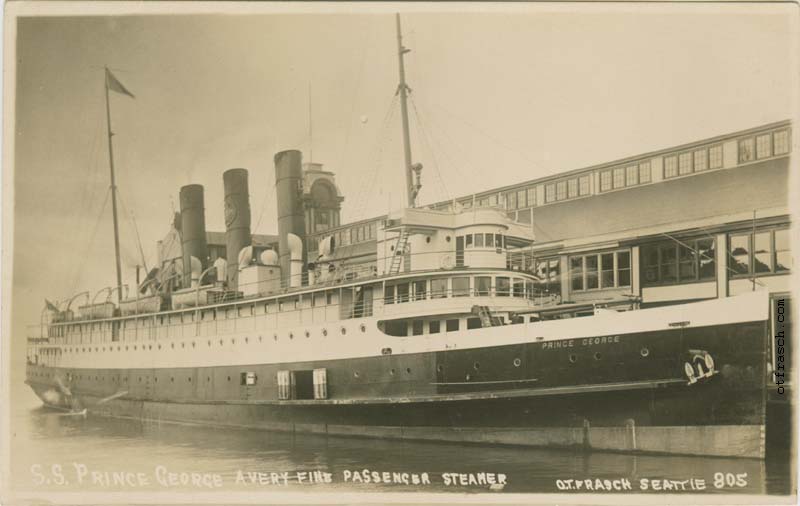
{"left": 440, "top": 255, "right": 455, "bottom": 270}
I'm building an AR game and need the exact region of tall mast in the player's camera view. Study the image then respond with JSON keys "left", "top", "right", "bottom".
{"left": 395, "top": 13, "right": 421, "bottom": 208}
{"left": 104, "top": 67, "right": 124, "bottom": 304}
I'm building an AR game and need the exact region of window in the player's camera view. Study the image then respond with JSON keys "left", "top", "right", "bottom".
{"left": 507, "top": 191, "right": 517, "bottom": 210}
{"left": 396, "top": 283, "right": 409, "bottom": 303}
{"left": 709, "top": 145, "right": 723, "bottom": 168}
{"left": 638, "top": 161, "right": 651, "bottom": 183}
{"left": 579, "top": 175, "right": 591, "bottom": 195}
{"left": 412, "top": 320, "right": 424, "bottom": 336}
{"left": 496, "top": 234, "right": 504, "bottom": 249}
{"left": 446, "top": 319, "right": 460, "bottom": 332}
{"left": 600, "top": 171, "right": 612, "bottom": 192}
{"left": 756, "top": 134, "right": 772, "bottom": 159}
{"left": 625, "top": 165, "right": 637, "bottom": 186}
{"left": 429, "top": 320, "right": 440, "bottom": 334}
{"left": 612, "top": 168, "right": 624, "bottom": 189}
{"left": 774, "top": 129, "right": 790, "bottom": 155}
{"left": 512, "top": 278, "right": 525, "bottom": 298}
{"left": 467, "top": 318, "right": 482, "bottom": 330}
{"left": 452, "top": 277, "right": 470, "bottom": 297}
{"left": 475, "top": 276, "right": 491, "bottom": 296}
{"left": 534, "top": 257, "right": 561, "bottom": 296}
{"left": 664, "top": 156, "right": 678, "bottom": 178}
{"left": 556, "top": 181, "right": 567, "bottom": 201}
{"left": 517, "top": 189, "right": 527, "bottom": 208}
{"left": 678, "top": 152, "right": 693, "bottom": 175}
{"left": 496, "top": 277, "right": 510, "bottom": 296}
{"left": 431, "top": 278, "right": 448, "bottom": 298}
{"left": 738, "top": 137, "right": 755, "bottom": 163}
{"left": 571, "top": 250, "right": 633, "bottom": 290}
{"left": 567, "top": 179, "right": 578, "bottom": 198}
{"left": 570, "top": 257, "right": 584, "bottom": 291}
{"left": 727, "top": 228, "right": 792, "bottom": 276}
{"left": 474, "top": 234, "right": 484, "bottom": 247}
{"left": 526, "top": 187, "right": 536, "bottom": 207}
{"left": 694, "top": 149, "right": 708, "bottom": 171}
{"left": 465, "top": 234, "right": 473, "bottom": 249}
{"left": 413, "top": 280, "right": 427, "bottom": 301}
{"left": 642, "top": 239, "right": 716, "bottom": 285}
{"left": 545, "top": 184, "right": 556, "bottom": 202}
{"left": 485, "top": 233, "right": 495, "bottom": 248}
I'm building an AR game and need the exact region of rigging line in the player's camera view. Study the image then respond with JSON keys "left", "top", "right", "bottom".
{"left": 117, "top": 190, "right": 149, "bottom": 273}
{"left": 254, "top": 177, "right": 277, "bottom": 234}
{"left": 419, "top": 96, "right": 547, "bottom": 171}
{"left": 337, "top": 21, "right": 373, "bottom": 172}
{"left": 351, "top": 94, "right": 399, "bottom": 221}
{"left": 69, "top": 188, "right": 111, "bottom": 295}
{"left": 409, "top": 95, "right": 450, "bottom": 203}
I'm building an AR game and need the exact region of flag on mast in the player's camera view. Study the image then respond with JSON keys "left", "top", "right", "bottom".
{"left": 105, "top": 68, "right": 135, "bottom": 99}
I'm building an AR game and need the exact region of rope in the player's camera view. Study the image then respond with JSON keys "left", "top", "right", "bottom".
{"left": 69, "top": 188, "right": 111, "bottom": 294}
{"left": 337, "top": 21, "right": 373, "bottom": 173}
{"left": 408, "top": 95, "right": 450, "bottom": 204}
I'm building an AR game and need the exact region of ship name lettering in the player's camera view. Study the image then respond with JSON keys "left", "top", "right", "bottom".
{"left": 154, "top": 465, "right": 222, "bottom": 488}
{"left": 72, "top": 463, "right": 150, "bottom": 488}
{"left": 581, "top": 335, "right": 620, "bottom": 346}
{"left": 556, "top": 478, "right": 632, "bottom": 491}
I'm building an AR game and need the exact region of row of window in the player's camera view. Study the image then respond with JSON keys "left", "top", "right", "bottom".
{"left": 383, "top": 275, "right": 540, "bottom": 304}
{"left": 458, "top": 233, "right": 507, "bottom": 250}
{"left": 739, "top": 129, "right": 790, "bottom": 164}
{"left": 729, "top": 228, "right": 791, "bottom": 276}
{"left": 664, "top": 145, "right": 723, "bottom": 179}
{"left": 600, "top": 161, "right": 652, "bottom": 192}
{"left": 642, "top": 238, "right": 716, "bottom": 285}
{"left": 309, "top": 221, "right": 378, "bottom": 252}
{"left": 546, "top": 175, "right": 592, "bottom": 202}
{"left": 570, "top": 251, "right": 631, "bottom": 291}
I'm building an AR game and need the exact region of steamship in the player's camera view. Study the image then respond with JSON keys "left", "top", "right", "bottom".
{"left": 26, "top": 15, "right": 773, "bottom": 458}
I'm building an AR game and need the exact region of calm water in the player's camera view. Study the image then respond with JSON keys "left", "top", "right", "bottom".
{"left": 9, "top": 390, "right": 795, "bottom": 497}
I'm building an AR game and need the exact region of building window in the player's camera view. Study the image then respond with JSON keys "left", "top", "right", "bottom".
{"left": 507, "top": 191, "right": 517, "bottom": 210}
{"left": 579, "top": 175, "right": 591, "bottom": 195}
{"left": 638, "top": 162, "right": 651, "bottom": 184}
{"left": 738, "top": 137, "right": 755, "bottom": 163}
{"left": 567, "top": 179, "right": 578, "bottom": 198}
{"left": 526, "top": 187, "right": 536, "bottom": 207}
{"left": 693, "top": 149, "right": 708, "bottom": 171}
{"left": 642, "top": 238, "right": 716, "bottom": 286}
{"left": 517, "top": 189, "right": 527, "bottom": 208}
{"left": 534, "top": 257, "right": 561, "bottom": 296}
{"left": 678, "top": 152, "right": 693, "bottom": 175}
{"left": 600, "top": 171, "right": 612, "bottom": 192}
{"left": 556, "top": 181, "right": 567, "bottom": 201}
{"left": 545, "top": 184, "right": 555, "bottom": 203}
{"left": 728, "top": 228, "right": 792, "bottom": 277}
{"left": 570, "top": 250, "right": 632, "bottom": 291}
{"left": 612, "top": 168, "right": 625, "bottom": 189}
{"left": 773, "top": 129, "right": 790, "bottom": 155}
{"left": 664, "top": 156, "right": 678, "bottom": 178}
{"left": 756, "top": 133, "right": 772, "bottom": 159}
{"left": 709, "top": 145, "right": 723, "bottom": 168}
{"left": 625, "top": 165, "right": 637, "bottom": 186}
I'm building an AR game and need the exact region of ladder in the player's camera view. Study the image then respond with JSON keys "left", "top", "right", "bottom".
{"left": 472, "top": 305, "right": 503, "bottom": 327}
{"left": 388, "top": 230, "right": 409, "bottom": 275}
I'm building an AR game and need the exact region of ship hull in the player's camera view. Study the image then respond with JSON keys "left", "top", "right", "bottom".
{"left": 26, "top": 317, "right": 769, "bottom": 458}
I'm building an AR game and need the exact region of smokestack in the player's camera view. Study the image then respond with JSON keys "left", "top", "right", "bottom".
{"left": 274, "top": 150, "right": 307, "bottom": 287}
{"left": 223, "top": 168, "right": 252, "bottom": 290}
{"left": 179, "top": 184, "right": 209, "bottom": 287}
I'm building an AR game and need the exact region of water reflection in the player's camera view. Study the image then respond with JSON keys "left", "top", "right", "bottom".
{"left": 10, "top": 403, "right": 793, "bottom": 496}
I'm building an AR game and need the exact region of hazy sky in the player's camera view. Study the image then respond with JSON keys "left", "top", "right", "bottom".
{"left": 8, "top": 5, "right": 797, "bottom": 365}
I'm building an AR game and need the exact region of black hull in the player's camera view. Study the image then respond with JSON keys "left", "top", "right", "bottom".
{"left": 26, "top": 319, "right": 770, "bottom": 458}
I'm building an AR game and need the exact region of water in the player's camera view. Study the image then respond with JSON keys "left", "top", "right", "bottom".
{"left": 9, "top": 390, "right": 795, "bottom": 498}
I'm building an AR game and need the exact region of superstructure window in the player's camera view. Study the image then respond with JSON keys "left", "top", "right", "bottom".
{"left": 474, "top": 234, "right": 484, "bottom": 247}
{"left": 446, "top": 319, "right": 460, "bottom": 332}
{"left": 412, "top": 320, "right": 424, "bottom": 336}
{"left": 429, "top": 320, "right": 441, "bottom": 334}
{"left": 475, "top": 276, "right": 491, "bottom": 296}
{"left": 452, "top": 277, "right": 470, "bottom": 297}
{"left": 496, "top": 277, "right": 510, "bottom": 296}
{"left": 413, "top": 280, "right": 427, "bottom": 301}
{"left": 642, "top": 238, "right": 716, "bottom": 286}
{"left": 396, "top": 283, "right": 410, "bottom": 303}
{"left": 431, "top": 278, "right": 448, "bottom": 299}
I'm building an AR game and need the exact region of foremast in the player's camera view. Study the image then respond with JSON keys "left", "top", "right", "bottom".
{"left": 395, "top": 14, "right": 422, "bottom": 208}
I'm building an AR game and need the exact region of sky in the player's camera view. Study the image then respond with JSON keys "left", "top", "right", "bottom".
{"left": 6, "top": 4, "right": 798, "bottom": 376}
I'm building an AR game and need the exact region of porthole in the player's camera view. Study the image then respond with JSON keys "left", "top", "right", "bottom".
{"left": 593, "top": 352, "right": 602, "bottom": 361}
{"left": 171, "top": 343, "right": 175, "bottom": 349}
{"left": 341, "top": 327, "right": 347, "bottom": 335}
{"left": 389, "top": 368, "right": 396, "bottom": 376}
{"left": 133, "top": 346, "right": 137, "bottom": 351}
{"left": 245, "top": 337, "right": 249, "bottom": 343}
{"left": 188, "top": 377, "right": 192, "bottom": 382}
{"left": 406, "top": 367, "right": 411, "bottom": 374}
{"left": 154, "top": 378, "right": 158, "bottom": 383}
{"left": 640, "top": 347, "right": 650, "bottom": 358}
{"left": 158, "top": 344, "right": 162, "bottom": 350}
{"left": 125, "top": 346, "right": 128, "bottom": 351}
{"left": 231, "top": 339, "right": 235, "bottom": 345}
{"left": 192, "top": 342, "right": 196, "bottom": 348}
{"left": 569, "top": 354, "right": 577, "bottom": 363}
{"left": 170, "top": 377, "right": 174, "bottom": 382}
{"left": 207, "top": 341, "right": 211, "bottom": 347}
{"left": 473, "top": 362, "right": 480, "bottom": 370}
{"left": 148, "top": 345, "right": 152, "bottom": 350}
{"left": 465, "top": 373, "right": 471, "bottom": 381}
{"left": 360, "top": 324, "right": 366, "bottom": 333}
{"left": 258, "top": 336, "right": 263, "bottom": 342}
{"left": 181, "top": 342, "right": 185, "bottom": 348}
{"left": 436, "top": 364, "right": 444, "bottom": 373}
{"left": 207, "top": 377, "right": 211, "bottom": 382}
{"left": 273, "top": 333, "right": 278, "bottom": 341}
{"left": 305, "top": 331, "right": 310, "bottom": 338}
{"left": 220, "top": 339, "right": 224, "bottom": 345}
{"left": 289, "top": 333, "right": 293, "bottom": 340}
{"left": 227, "top": 376, "right": 231, "bottom": 382}
{"left": 446, "top": 236, "right": 451, "bottom": 242}
{"left": 138, "top": 377, "right": 141, "bottom": 383}
{"left": 322, "top": 329, "right": 328, "bottom": 337}
{"left": 513, "top": 358, "right": 522, "bottom": 367}
{"left": 353, "top": 371, "right": 360, "bottom": 378}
